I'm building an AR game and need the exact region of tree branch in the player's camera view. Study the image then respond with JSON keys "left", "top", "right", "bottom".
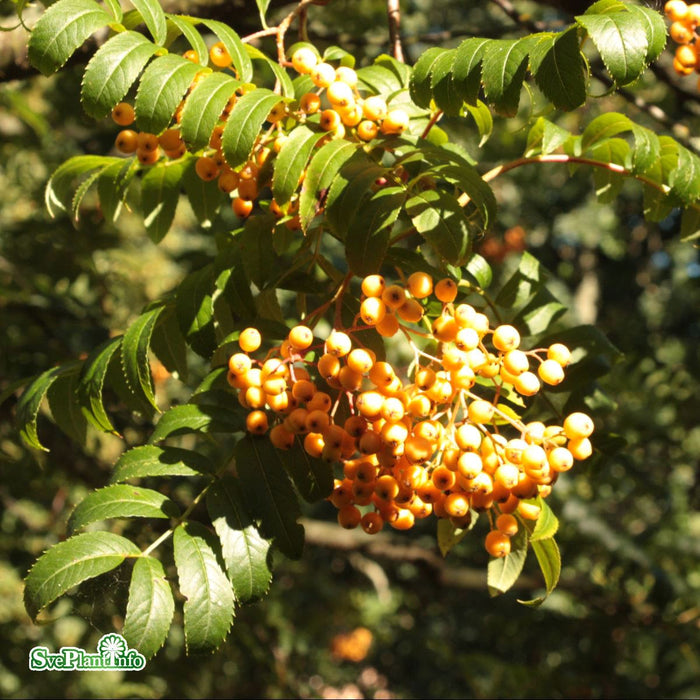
{"left": 387, "top": 0, "right": 404, "bottom": 63}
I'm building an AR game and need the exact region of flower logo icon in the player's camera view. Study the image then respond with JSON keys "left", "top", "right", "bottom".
{"left": 97, "top": 633, "right": 127, "bottom": 667}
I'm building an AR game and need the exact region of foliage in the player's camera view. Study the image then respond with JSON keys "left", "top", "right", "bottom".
{"left": 0, "top": 0, "right": 698, "bottom": 696}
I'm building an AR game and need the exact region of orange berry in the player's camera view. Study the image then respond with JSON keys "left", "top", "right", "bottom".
{"left": 326, "top": 81, "right": 354, "bottom": 108}
{"left": 406, "top": 271, "right": 433, "bottom": 299}
{"left": 209, "top": 41, "right": 231, "bottom": 68}
{"left": 299, "top": 92, "right": 322, "bottom": 114}
{"left": 239, "top": 327, "right": 261, "bottom": 353}
{"left": 356, "top": 120, "right": 379, "bottom": 141}
{"left": 347, "top": 348, "right": 375, "bottom": 375}
{"left": 444, "top": 492, "right": 470, "bottom": 518}
{"left": 115, "top": 129, "right": 139, "bottom": 154}
{"left": 360, "top": 511, "right": 384, "bottom": 534}
{"left": 362, "top": 95, "right": 388, "bottom": 121}
{"left": 246, "top": 410, "right": 269, "bottom": 434}
{"left": 381, "top": 108, "right": 409, "bottom": 135}
{"left": 137, "top": 147, "right": 160, "bottom": 165}
{"left": 547, "top": 343, "right": 571, "bottom": 366}
{"left": 563, "top": 412, "right": 594, "bottom": 439}
{"left": 360, "top": 296, "right": 387, "bottom": 326}
{"left": 291, "top": 47, "right": 319, "bottom": 75}
{"left": 337, "top": 504, "right": 362, "bottom": 529}
{"left": 288, "top": 325, "right": 314, "bottom": 351}
{"left": 232, "top": 197, "right": 253, "bottom": 218}
{"left": 375, "top": 312, "right": 400, "bottom": 337}
{"left": 434, "top": 278, "right": 458, "bottom": 303}
{"left": 111, "top": 102, "right": 135, "bottom": 126}
{"left": 183, "top": 49, "right": 199, "bottom": 63}
{"left": 665, "top": 0, "right": 688, "bottom": 21}
{"left": 361, "top": 274, "right": 385, "bottom": 297}
{"left": 492, "top": 324, "right": 520, "bottom": 352}
{"left": 269, "top": 424, "right": 295, "bottom": 449}
{"left": 320, "top": 108, "right": 341, "bottom": 132}
{"left": 485, "top": 530, "right": 511, "bottom": 557}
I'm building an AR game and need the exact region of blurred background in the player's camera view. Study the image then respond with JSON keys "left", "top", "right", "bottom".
{"left": 1, "top": 0, "right": 698, "bottom": 697}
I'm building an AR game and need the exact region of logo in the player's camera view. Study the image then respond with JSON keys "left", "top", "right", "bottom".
{"left": 29, "top": 633, "right": 146, "bottom": 672}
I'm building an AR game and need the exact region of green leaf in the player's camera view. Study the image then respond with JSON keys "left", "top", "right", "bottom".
{"left": 17, "top": 364, "right": 74, "bottom": 451}
{"left": 147, "top": 403, "right": 243, "bottom": 443}
{"left": 46, "top": 155, "right": 121, "bottom": 218}
{"left": 529, "top": 28, "right": 587, "bottom": 112}
{"left": 27, "top": 0, "right": 112, "bottom": 76}
{"left": 149, "top": 304, "right": 188, "bottom": 381}
{"left": 24, "top": 532, "right": 140, "bottom": 619}
{"left": 81, "top": 31, "right": 158, "bottom": 119}
{"left": 122, "top": 557, "right": 174, "bottom": 659}
{"left": 464, "top": 253, "right": 493, "bottom": 289}
{"left": 531, "top": 537, "right": 561, "bottom": 596}
{"left": 135, "top": 54, "right": 201, "bottom": 135}
{"left": 452, "top": 38, "right": 489, "bottom": 105}
{"left": 357, "top": 57, "right": 408, "bottom": 95}
{"left": 199, "top": 18, "right": 253, "bottom": 83}
{"left": 246, "top": 43, "right": 295, "bottom": 98}
{"left": 494, "top": 250, "right": 547, "bottom": 310}
{"left": 277, "top": 441, "right": 333, "bottom": 503}
{"left": 528, "top": 498, "right": 560, "bottom": 542}
{"left": 670, "top": 145, "right": 700, "bottom": 204}
{"left": 111, "top": 445, "right": 213, "bottom": 483}
{"left": 406, "top": 189, "right": 471, "bottom": 265}
{"left": 576, "top": 8, "right": 648, "bottom": 86}
{"left": 175, "top": 264, "right": 216, "bottom": 358}
{"left": 68, "top": 484, "right": 179, "bottom": 532}
{"left": 239, "top": 213, "right": 277, "bottom": 288}
{"left": 182, "top": 159, "right": 226, "bottom": 226}
{"left": 77, "top": 336, "right": 121, "bottom": 434}
{"left": 299, "top": 139, "right": 358, "bottom": 231}
{"left": 627, "top": 4, "right": 667, "bottom": 64}
{"left": 580, "top": 112, "right": 632, "bottom": 153}
{"left": 409, "top": 47, "right": 445, "bottom": 108}
{"left": 129, "top": 0, "right": 167, "bottom": 45}
{"left": 140, "top": 160, "right": 185, "bottom": 243}
{"left": 514, "top": 291, "right": 566, "bottom": 335}
{"left": 431, "top": 49, "right": 462, "bottom": 116}
{"left": 481, "top": 37, "right": 534, "bottom": 116}
{"left": 589, "top": 138, "right": 629, "bottom": 203}
{"left": 166, "top": 15, "right": 208, "bottom": 67}
{"left": 255, "top": 0, "right": 271, "bottom": 28}
{"left": 121, "top": 305, "right": 163, "bottom": 414}
{"left": 173, "top": 522, "right": 235, "bottom": 654}
{"left": 235, "top": 436, "right": 305, "bottom": 559}
{"left": 630, "top": 124, "right": 660, "bottom": 174}
{"left": 525, "top": 117, "right": 572, "bottom": 157}
{"left": 431, "top": 161, "right": 497, "bottom": 228}
{"left": 487, "top": 526, "right": 528, "bottom": 596}
{"left": 273, "top": 125, "right": 328, "bottom": 206}
{"left": 97, "top": 158, "right": 138, "bottom": 224}
{"left": 680, "top": 205, "right": 700, "bottom": 242}
{"left": 437, "top": 517, "right": 475, "bottom": 557}
{"left": 47, "top": 366, "right": 88, "bottom": 445}
{"left": 222, "top": 89, "right": 281, "bottom": 168}
{"left": 206, "top": 476, "right": 272, "bottom": 603}
{"left": 346, "top": 186, "right": 405, "bottom": 276}
{"left": 214, "top": 265, "right": 257, "bottom": 325}
{"left": 180, "top": 71, "right": 239, "bottom": 151}
{"left": 464, "top": 100, "right": 493, "bottom": 147}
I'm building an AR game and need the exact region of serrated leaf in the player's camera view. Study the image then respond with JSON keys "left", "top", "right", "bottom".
{"left": 207, "top": 476, "right": 272, "bottom": 602}
{"left": 238, "top": 213, "right": 277, "bottom": 289}
{"left": 670, "top": 145, "right": 700, "bottom": 204}
{"left": 175, "top": 264, "right": 216, "bottom": 358}
{"left": 627, "top": 4, "right": 667, "bottom": 64}
{"left": 46, "top": 155, "right": 121, "bottom": 218}
{"left": 166, "top": 15, "right": 208, "bottom": 66}
{"left": 111, "top": 445, "right": 213, "bottom": 483}
{"left": 580, "top": 112, "right": 632, "bottom": 153}
{"left": 531, "top": 537, "right": 561, "bottom": 595}
{"left": 24, "top": 532, "right": 140, "bottom": 619}
{"left": 121, "top": 306, "right": 163, "bottom": 414}
{"left": 135, "top": 54, "right": 201, "bottom": 135}
{"left": 81, "top": 31, "right": 158, "bottom": 119}
{"left": 481, "top": 37, "right": 534, "bottom": 116}
{"left": 140, "top": 160, "right": 185, "bottom": 243}
{"left": 409, "top": 47, "right": 445, "bottom": 108}
{"left": 255, "top": 288, "right": 284, "bottom": 323}
{"left": 182, "top": 159, "right": 226, "bottom": 226}
{"left": 464, "top": 253, "right": 493, "bottom": 289}
{"left": 235, "top": 435, "right": 304, "bottom": 559}
{"left": 277, "top": 440, "right": 333, "bottom": 503}
{"left": 453, "top": 37, "right": 489, "bottom": 105}
{"left": 680, "top": 205, "right": 700, "bottom": 242}
{"left": 431, "top": 49, "right": 462, "bottom": 116}
{"left": 149, "top": 304, "right": 188, "bottom": 381}
{"left": 357, "top": 61, "right": 407, "bottom": 96}
{"left": 530, "top": 28, "right": 587, "bottom": 112}
{"left": 173, "top": 522, "right": 235, "bottom": 654}
{"left": 630, "top": 124, "right": 660, "bottom": 174}
{"left": 180, "top": 71, "right": 239, "bottom": 151}
{"left": 17, "top": 364, "right": 76, "bottom": 451}
{"left": 27, "top": 0, "right": 112, "bottom": 76}
{"left": 515, "top": 293, "right": 566, "bottom": 335}
{"left": 464, "top": 100, "right": 493, "bottom": 147}
{"left": 214, "top": 265, "right": 257, "bottom": 325}
{"left": 273, "top": 125, "right": 328, "bottom": 206}
{"left": 528, "top": 498, "right": 559, "bottom": 542}
{"left": 525, "top": 117, "right": 572, "bottom": 157}
{"left": 487, "top": 526, "right": 528, "bottom": 596}
{"left": 122, "top": 556, "right": 174, "bottom": 659}
{"left": 199, "top": 18, "right": 253, "bottom": 83}
{"left": 71, "top": 168, "right": 102, "bottom": 221}
{"left": 431, "top": 161, "right": 496, "bottom": 228}
{"left": 576, "top": 9, "right": 647, "bottom": 86}
{"left": 98, "top": 158, "right": 138, "bottom": 224}
{"left": 221, "top": 89, "right": 281, "bottom": 168}
{"left": 47, "top": 366, "right": 88, "bottom": 445}
{"left": 147, "top": 402, "right": 244, "bottom": 443}
{"left": 77, "top": 336, "right": 121, "bottom": 434}
{"left": 346, "top": 186, "right": 405, "bottom": 276}
{"left": 246, "top": 43, "right": 295, "bottom": 97}
{"left": 494, "top": 250, "right": 546, "bottom": 310}
{"left": 299, "top": 139, "right": 357, "bottom": 231}
{"left": 589, "top": 138, "right": 629, "bottom": 203}
{"left": 406, "top": 189, "right": 471, "bottom": 265}
{"left": 68, "top": 484, "right": 179, "bottom": 533}
{"left": 437, "top": 517, "right": 475, "bottom": 557}
{"left": 130, "top": 0, "right": 167, "bottom": 44}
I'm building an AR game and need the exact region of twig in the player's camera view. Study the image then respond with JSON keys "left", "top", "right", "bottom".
{"left": 387, "top": 0, "right": 405, "bottom": 63}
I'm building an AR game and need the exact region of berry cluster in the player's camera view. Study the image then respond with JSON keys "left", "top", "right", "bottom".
{"left": 227, "top": 272, "right": 594, "bottom": 558}
{"left": 108, "top": 42, "right": 411, "bottom": 224}
{"left": 665, "top": 1, "right": 700, "bottom": 81}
